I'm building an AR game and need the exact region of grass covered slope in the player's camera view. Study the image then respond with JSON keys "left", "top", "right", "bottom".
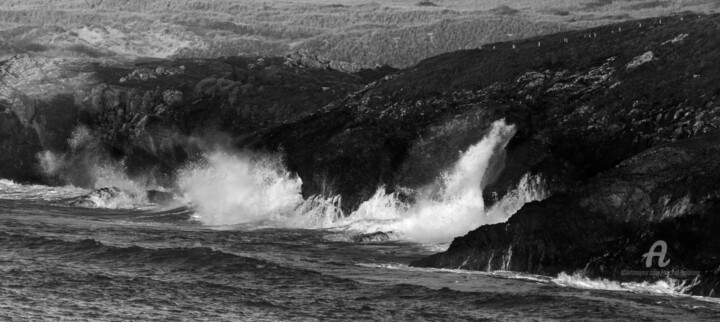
{"left": 0, "top": 0, "right": 718, "bottom": 68}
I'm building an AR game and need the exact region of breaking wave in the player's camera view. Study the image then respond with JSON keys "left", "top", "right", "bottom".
{"left": 0, "top": 179, "right": 87, "bottom": 201}
{"left": 177, "top": 152, "right": 304, "bottom": 225}
{"left": 178, "top": 119, "right": 547, "bottom": 243}
{"left": 37, "top": 125, "right": 150, "bottom": 203}
{"left": 68, "top": 187, "right": 145, "bottom": 209}
{"left": 4, "top": 119, "right": 546, "bottom": 241}
{"left": 301, "top": 119, "right": 523, "bottom": 243}
{"left": 552, "top": 272, "right": 701, "bottom": 297}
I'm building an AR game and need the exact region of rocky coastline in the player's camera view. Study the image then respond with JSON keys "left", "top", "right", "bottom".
{"left": 2, "top": 13, "right": 720, "bottom": 296}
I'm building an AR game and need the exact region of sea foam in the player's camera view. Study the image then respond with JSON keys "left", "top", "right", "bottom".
{"left": 177, "top": 152, "right": 304, "bottom": 225}
{"left": 179, "top": 119, "right": 546, "bottom": 243}
{"left": 37, "top": 125, "right": 149, "bottom": 200}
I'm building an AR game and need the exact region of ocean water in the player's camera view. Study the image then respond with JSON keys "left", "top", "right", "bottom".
{"left": 2, "top": 192, "right": 720, "bottom": 321}
{"left": 2, "top": 120, "right": 720, "bottom": 321}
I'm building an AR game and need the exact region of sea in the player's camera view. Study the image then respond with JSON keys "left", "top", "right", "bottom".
{"left": 2, "top": 120, "right": 720, "bottom": 321}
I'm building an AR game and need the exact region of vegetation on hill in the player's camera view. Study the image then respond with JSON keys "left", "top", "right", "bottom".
{"left": 0, "top": 0, "right": 718, "bottom": 67}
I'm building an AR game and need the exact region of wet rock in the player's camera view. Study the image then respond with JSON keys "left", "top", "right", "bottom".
{"left": 249, "top": 15, "right": 720, "bottom": 215}
{"left": 627, "top": 51, "right": 655, "bottom": 69}
{"left": 240, "top": 15, "right": 720, "bottom": 297}
{"left": 0, "top": 107, "right": 42, "bottom": 182}
{"left": 283, "top": 51, "right": 383, "bottom": 74}
{"left": 162, "top": 89, "right": 183, "bottom": 106}
{"left": 121, "top": 65, "right": 185, "bottom": 82}
{"left": 352, "top": 231, "right": 393, "bottom": 243}
{"left": 69, "top": 187, "right": 125, "bottom": 208}
{"left": 412, "top": 134, "right": 720, "bottom": 296}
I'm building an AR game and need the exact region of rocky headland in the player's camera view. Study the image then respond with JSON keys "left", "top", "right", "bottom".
{"left": 2, "top": 11, "right": 720, "bottom": 296}
{"left": 0, "top": 53, "right": 391, "bottom": 186}
{"left": 241, "top": 13, "right": 720, "bottom": 295}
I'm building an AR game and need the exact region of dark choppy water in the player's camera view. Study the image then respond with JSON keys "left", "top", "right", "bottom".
{"left": 1, "top": 183, "right": 720, "bottom": 321}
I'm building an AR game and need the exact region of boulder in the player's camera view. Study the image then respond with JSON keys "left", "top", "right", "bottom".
{"left": 352, "top": 231, "right": 394, "bottom": 243}
{"left": 69, "top": 187, "right": 127, "bottom": 208}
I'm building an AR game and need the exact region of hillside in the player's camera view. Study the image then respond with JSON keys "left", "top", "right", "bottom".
{"left": 240, "top": 13, "right": 720, "bottom": 295}
{"left": 0, "top": 0, "right": 718, "bottom": 68}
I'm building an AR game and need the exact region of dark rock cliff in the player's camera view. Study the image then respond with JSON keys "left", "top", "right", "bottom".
{"left": 240, "top": 13, "right": 720, "bottom": 295}
{"left": 243, "top": 13, "right": 720, "bottom": 212}
{"left": 412, "top": 134, "right": 720, "bottom": 296}
{"left": 0, "top": 54, "right": 384, "bottom": 186}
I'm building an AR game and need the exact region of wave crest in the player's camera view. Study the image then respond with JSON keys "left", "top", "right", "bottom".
{"left": 177, "top": 152, "right": 304, "bottom": 225}
{"left": 552, "top": 272, "right": 699, "bottom": 296}
{"left": 176, "top": 119, "right": 547, "bottom": 243}
{"left": 312, "top": 119, "right": 521, "bottom": 243}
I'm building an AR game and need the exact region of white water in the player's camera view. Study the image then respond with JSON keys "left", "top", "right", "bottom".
{"left": 178, "top": 119, "right": 545, "bottom": 243}
{"left": 0, "top": 179, "right": 87, "bottom": 201}
{"left": 356, "top": 263, "right": 708, "bottom": 300}
{"left": 177, "top": 152, "right": 304, "bottom": 225}
{"left": 37, "top": 126, "right": 149, "bottom": 201}
{"left": 3, "top": 121, "right": 719, "bottom": 304}
{"left": 552, "top": 272, "right": 703, "bottom": 297}
{"left": 11, "top": 119, "right": 545, "bottom": 240}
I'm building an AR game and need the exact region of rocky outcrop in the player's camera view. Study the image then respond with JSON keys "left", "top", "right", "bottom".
{"left": 243, "top": 14, "right": 720, "bottom": 212}
{"left": 87, "top": 56, "right": 374, "bottom": 184}
{"left": 119, "top": 65, "right": 185, "bottom": 83}
{"left": 68, "top": 186, "right": 128, "bottom": 208}
{"left": 283, "top": 51, "right": 399, "bottom": 81}
{"left": 69, "top": 187, "right": 176, "bottom": 208}
{"left": 284, "top": 51, "right": 366, "bottom": 74}
{"left": 352, "top": 231, "right": 394, "bottom": 243}
{"left": 0, "top": 55, "right": 90, "bottom": 182}
{"left": 411, "top": 134, "right": 720, "bottom": 296}
{"left": 241, "top": 14, "right": 720, "bottom": 295}
{"left": 0, "top": 54, "right": 384, "bottom": 186}
{"left": 0, "top": 103, "right": 42, "bottom": 182}
{"left": 4, "top": 12, "right": 720, "bottom": 296}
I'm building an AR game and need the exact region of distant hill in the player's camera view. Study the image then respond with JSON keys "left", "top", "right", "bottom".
{"left": 0, "top": 0, "right": 718, "bottom": 68}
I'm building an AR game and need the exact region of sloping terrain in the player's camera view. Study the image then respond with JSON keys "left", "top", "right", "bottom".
{"left": 0, "top": 0, "right": 718, "bottom": 68}
{"left": 242, "top": 13, "right": 720, "bottom": 295}
{"left": 245, "top": 13, "right": 720, "bottom": 210}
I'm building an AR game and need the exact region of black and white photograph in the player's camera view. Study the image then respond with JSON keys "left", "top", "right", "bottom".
{"left": 1, "top": 0, "right": 720, "bottom": 320}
